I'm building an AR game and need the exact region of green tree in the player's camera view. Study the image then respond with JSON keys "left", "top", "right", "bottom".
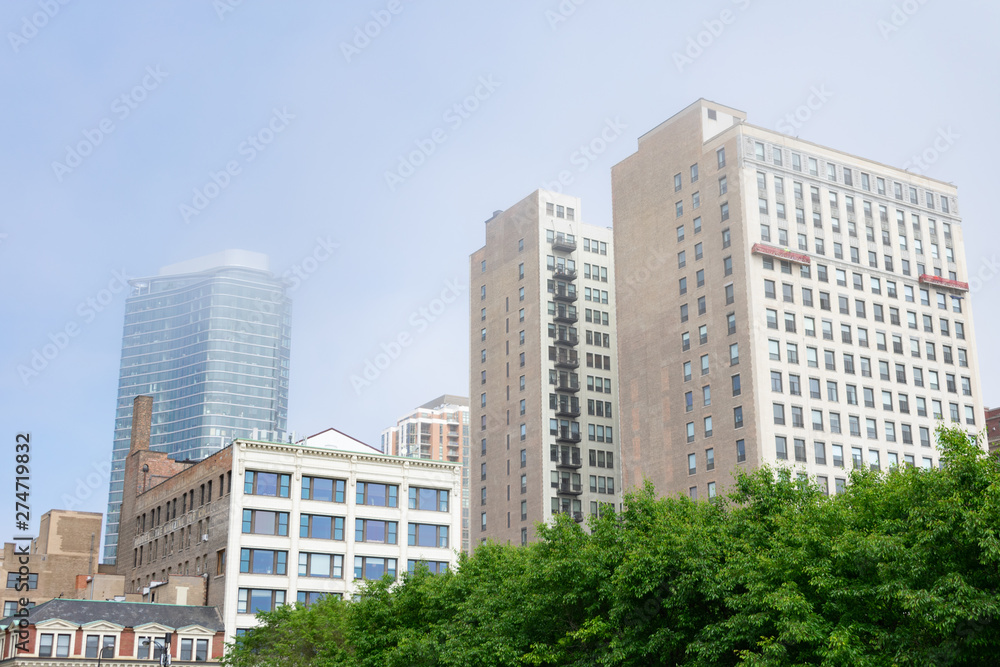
{"left": 223, "top": 426, "right": 999, "bottom": 666}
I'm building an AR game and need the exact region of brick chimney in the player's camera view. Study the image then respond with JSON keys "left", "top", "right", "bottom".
{"left": 130, "top": 395, "right": 153, "bottom": 453}
{"left": 116, "top": 395, "right": 153, "bottom": 574}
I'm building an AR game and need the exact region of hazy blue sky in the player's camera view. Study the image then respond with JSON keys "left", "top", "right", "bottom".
{"left": 3, "top": 0, "right": 999, "bottom": 548}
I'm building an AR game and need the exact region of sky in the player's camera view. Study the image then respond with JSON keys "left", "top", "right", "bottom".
{"left": 2, "top": 0, "right": 999, "bottom": 551}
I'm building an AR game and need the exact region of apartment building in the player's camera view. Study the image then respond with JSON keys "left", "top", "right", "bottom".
{"left": 117, "top": 396, "right": 462, "bottom": 639}
{"left": 470, "top": 190, "right": 621, "bottom": 547}
{"left": 613, "top": 99, "right": 985, "bottom": 498}
{"left": 380, "top": 395, "right": 470, "bottom": 552}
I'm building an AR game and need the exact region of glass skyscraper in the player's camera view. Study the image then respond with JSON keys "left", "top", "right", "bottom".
{"left": 103, "top": 250, "right": 290, "bottom": 563}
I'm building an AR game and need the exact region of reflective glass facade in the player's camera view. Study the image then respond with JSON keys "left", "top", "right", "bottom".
{"left": 103, "top": 264, "right": 290, "bottom": 563}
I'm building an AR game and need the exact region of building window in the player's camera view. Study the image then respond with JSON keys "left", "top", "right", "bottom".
{"left": 408, "top": 559, "right": 450, "bottom": 575}
{"left": 137, "top": 636, "right": 164, "bottom": 660}
{"left": 241, "top": 509, "right": 289, "bottom": 536}
{"left": 356, "top": 482, "right": 398, "bottom": 507}
{"left": 297, "top": 554, "right": 345, "bottom": 584}
{"left": 85, "top": 635, "right": 116, "bottom": 659}
{"left": 6, "top": 572, "right": 37, "bottom": 589}
{"left": 38, "top": 634, "right": 73, "bottom": 658}
{"left": 301, "top": 477, "right": 346, "bottom": 502}
{"left": 354, "top": 557, "right": 398, "bottom": 581}
{"left": 237, "top": 588, "right": 287, "bottom": 614}
{"left": 240, "top": 548, "right": 288, "bottom": 575}
{"left": 408, "top": 523, "right": 450, "bottom": 548}
{"left": 300, "top": 514, "right": 345, "bottom": 540}
{"left": 775, "top": 436, "right": 788, "bottom": 460}
{"left": 409, "top": 487, "right": 449, "bottom": 512}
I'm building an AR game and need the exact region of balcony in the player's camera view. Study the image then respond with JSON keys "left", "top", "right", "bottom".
{"left": 554, "top": 378, "right": 580, "bottom": 393}
{"left": 555, "top": 481, "right": 583, "bottom": 495}
{"left": 556, "top": 426, "right": 582, "bottom": 443}
{"left": 551, "top": 449, "right": 582, "bottom": 469}
{"left": 555, "top": 404, "right": 581, "bottom": 418}
{"left": 553, "top": 287, "right": 578, "bottom": 303}
{"left": 556, "top": 508, "right": 585, "bottom": 523}
{"left": 551, "top": 234, "right": 576, "bottom": 251}
{"left": 551, "top": 266, "right": 577, "bottom": 280}
{"left": 553, "top": 333, "right": 579, "bottom": 347}
{"left": 554, "top": 307, "right": 578, "bottom": 324}
{"left": 554, "top": 352, "right": 579, "bottom": 369}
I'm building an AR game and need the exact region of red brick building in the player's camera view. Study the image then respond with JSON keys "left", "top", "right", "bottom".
{"left": 0, "top": 598, "right": 223, "bottom": 663}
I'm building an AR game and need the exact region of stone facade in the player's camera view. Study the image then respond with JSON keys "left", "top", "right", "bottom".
{"left": 614, "top": 99, "right": 986, "bottom": 499}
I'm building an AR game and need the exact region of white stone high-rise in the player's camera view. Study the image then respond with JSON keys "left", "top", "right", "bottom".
{"left": 613, "top": 99, "right": 985, "bottom": 499}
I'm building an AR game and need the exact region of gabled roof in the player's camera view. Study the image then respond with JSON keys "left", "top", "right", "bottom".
{"left": 299, "top": 428, "right": 382, "bottom": 454}
{"left": 0, "top": 599, "right": 223, "bottom": 632}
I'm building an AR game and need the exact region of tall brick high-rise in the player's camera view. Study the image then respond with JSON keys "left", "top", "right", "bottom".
{"left": 470, "top": 190, "right": 621, "bottom": 547}
{"left": 613, "top": 99, "right": 986, "bottom": 499}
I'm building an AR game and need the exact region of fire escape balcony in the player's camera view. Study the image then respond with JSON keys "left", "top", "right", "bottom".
{"left": 553, "top": 378, "right": 580, "bottom": 393}
{"left": 553, "top": 308, "right": 578, "bottom": 324}
{"left": 555, "top": 427, "right": 582, "bottom": 443}
{"left": 551, "top": 266, "right": 577, "bottom": 281}
{"left": 551, "top": 449, "right": 583, "bottom": 469}
{"left": 553, "top": 333, "right": 578, "bottom": 347}
{"left": 551, "top": 235, "right": 576, "bottom": 252}
{"left": 555, "top": 404, "right": 581, "bottom": 418}
{"left": 554, "top": 481, "right": 583, "bottom": 495}
{"left": 554, "top": 352, "right": 579, "bottom": 369}
{"left": 553, "top": 287, "right": 577, "bottom": 303}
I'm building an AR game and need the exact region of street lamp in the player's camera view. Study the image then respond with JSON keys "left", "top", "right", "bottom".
{"left": 140, "top": 638, "right": 172, "bottom": 666}
{"left": 97, "top": 645, "right": 114, "bottom": 666}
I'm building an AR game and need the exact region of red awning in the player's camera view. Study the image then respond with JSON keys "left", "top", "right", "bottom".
{"left": 919, "top": 274, "right": 969, "bottom": 292}
{"left": 751, "top": 243, "right": 811, "bottom": 266}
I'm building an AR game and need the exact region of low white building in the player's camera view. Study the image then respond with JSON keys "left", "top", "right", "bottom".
{"left": 224, "top": 430, "right": 463, "bottom": 637}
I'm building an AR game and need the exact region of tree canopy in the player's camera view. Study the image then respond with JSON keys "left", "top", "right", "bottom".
{"left": 223, "top": 426, "right": 999, "bottom": 666}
